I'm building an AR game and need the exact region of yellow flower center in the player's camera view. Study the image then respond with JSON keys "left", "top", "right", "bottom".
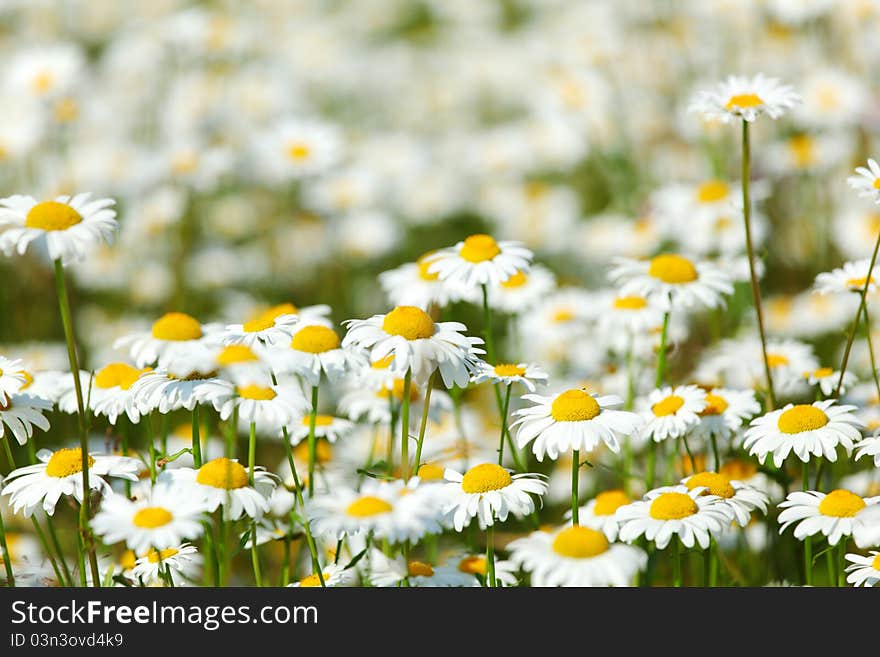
{"left": 298, "top": 572, "right": 330, "bottom": 587}
{"left": 493, "top": 364, "right": 526, "bottom": 377}
{"left": 94, "top": 363, "right": 146, "bottom": 390}
{"left": 408, "top": 561, "right": 434, "bottom": 577}
{"left": 613, "top": 295, "right": 648, "bottom": 310}
{"left": 381, "top": 306, "right": 435, "bottom": 340}
{"left": 217, "top": 344, "right": 259, "bottom": 366}
{"left": 777, "top": 405, "right": 828, "bottom": 434}
{"left": 120, "top": 550, "right": 136, "bottom": 570}
{"left": 291, "top": 325, "right": 340, "bottom": 353}
{"left": 151, "top": 312, "right": 203, "bottom": 341}
{"left": 550, "top": 389, "right": 601, "bottom": 422}
{"left": 766, "top": 353, "right": 789, "bottom": 368}
{"left": 700, "top": 393, "right": 728, "bottom": 416}
{"left": 20, "top": 371, "right": 33, "bottom": 389}
{"left": 346, "top": 496, "right": 393, "bottom": 517}
{"left": 788, "top": 135, "right": 815, "bottom": 167}
{"left": 302, "top": 414, "right": 334, "bottom": 427}
{"left": 237, "top": 385, "right": 276, "bottom": 400}
{"left": 685, "top": 472, "right": 735, "bottom": 498}
{"left": 810, "top": 367, "right": 834, "bottom": 378}
{"left": 649, "top": 492, "right": 698, "bottom": 520}
{"left": 696, "top": 180, "right": 729, "bottom": 203}
{"left": 872, "top": 554, "right": 880, "bottom": 570}
{"left": 147, "top": 547, "right": 179, "bottom": 563}
{"left": 817, "top": 489, "right": 866, "bottom": 517}
{"left": 32, "top": 70, "right": 54, "bottom": 93}
{"left": 652, "top": 395, "right": 685, "bottom": 417}
{"left": 461, "top": 463, "right": 512, "bottom": 494}
{"left": 845, "top": 277, "right": 874, "bottom": 289}
{"left": 725, "top": 93, "right": 764, "bottom": 110}
{"left": 417, "top": 252, "right": 440, "bottom": 281}
{"left": 648, "top": 254, "right": 698, "bottom": 284}
{"left": 45, "top": 448, "right": 95, "bottom": 478}
{"left": 719, "top": 459, "right": 757, "bottom": 481}
{"left": 293, "top": 439, "right": 332, "bottom": 463}
{"left": 287, "top": 142, "right": 311, "bottom": 161}
{"left": 25, "top": 201, "right": 82, "bottom": 231}
{"left": 459, "top": 234, "right": 501, "bottom": 263}
{"left": 458, "top": 556, "right": 486, "bottom": 575}
{"left": 551, "top": 526, "right": 610, "bottom": 558}
{"left": 501, "top": 270, "right": 528, "bottom": 288}
{"left": 593, "top": 489, "right": 630, "bottom": 516}
{"left": 243, "top": 303, "right": 296, "bottom": 332}
{"left": 873, "top": 178, "right": 880, "bottom": 190}
{"left": 417, "top": 463, "right": 445, "bottom": 481}
{"left": 552, "top": 308, "right": 575, "bottom": 323}
{"left": 132, "top": 507, "right": 174, "bottom": 528}
{"left": 196, "top": 458, "right": 249, "bottom": 489}
{"left": 371, "top": 355, "right": 394, "bottom": 370}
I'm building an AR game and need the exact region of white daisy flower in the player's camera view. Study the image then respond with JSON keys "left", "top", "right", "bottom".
{"left": 855, "top": 431, "right": 880, "bottom": 467}
{"left": 848, "top": 159, "right": 880, "bottom": 204}
{"left": 259, "top": 118, "right": 344, "bottom": 181}
{"left": 379, "top": 252, "right": 460, "bottom": 310}
{"left": 289, "top": 563, "right": 356, "bottom": 588}
{"left": 804, "top": 367, "right": 855, "bottom": 397}
{"left": 616, "top": 486, "right": 732, "bottom": 549}
{"left": 853, "top": 504, "right": 880, "bottom": 548}
{"left": 639, "top": 385, "right": 707, "bottom": 443}
{"left": 6, "top": 44, "right": 84, "bottom": 100}
{"left": 680, "top": 472, "right": 769, "bottom": 527}
{"left": 507, "top": 524, "right": 646, "bottom": 587}
{"left": 0, "top": 393, "right": 51, "bottom": 446}
{"left": 368, "top": 549, "right": 477, "bottom": 587}
{"left": 114, "top": 312, "right": 215, "bottom": 368}
{"left": 568, "top": 489, "right": 632, "bottom": 541}
{"left": 287, "top": 414, "right": 355, "bottom": 446}
{"left": 92, "top": 485, "right": 205, "bottom": 552}
{"left": 426, "top": 234, "right": 533, "bottom": 290}
{"left": 163, "top": 458, "right": 276, "bottom": 521}
{"left": 196, "top": 380, "right": 308, "bottom": 428}
{"left": 814, "top": 258, "right": 878, "bottom": 295}
{"left": 307, "top": 479, "right": 441, "bottom": 543}
{"left": 442, "top": 463, "right": 547, "bottom": 531}
{"left": 0, "top": 357, "right": 27, "bottom": 398}
{"left": 743, "top": 400, "right": 864, "bottom": 467}
{"left": 690, "top": 388, "right": 761, "bottom": 444}
{"left": 128, "top": 368, "right": 221, "bottom": 415}
{"left": 487, "top": 265, "right": 556, "bottom": 314}
{"left": 131, "top": 544, "right": 202, "bottom": 585}
{"left": 342, "top": 306, "right": 483, "bottom": 387}
{"left": 88, "top": 362, "right": 151, "bottom": 424}
{"left": 450, "top": 553, "right": 519, "bottom": 587}
{"left": 1, "top": 448, "right": 140, "bottom": 516}
{"left": 778, "top": 489, "right": 880, "bottom": 545}
{"left": 470, "top": 361, "right": 548, "bottom": 393}
{"left": 0, "top": 194, "right": 118, "bottom": 265}
{"left": 512, "top": 388, "right": 643, "bottom": 460}
{"left": 844, "top": 552, "right": 880, "bottom": 587}
{"left": 609, "top": 253, "right": 733, "bottom": 310}
{"left": 270, "top": 323, "right": 350, "bottom": 385}
{"left": 222, "top": 305, "right": 299, "bottom": 347}
{"left": 688, "top": 74, "right": 801, "bottom": 123}
{"left": 596, "top": 292, "right": 666, "bottom": 336}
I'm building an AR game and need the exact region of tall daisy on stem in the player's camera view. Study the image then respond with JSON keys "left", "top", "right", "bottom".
{"left": 688, "top": 74, "right": 801, "bottom": 409}
{"left": 0, "top": 192, "right": 119, "bottom": 587}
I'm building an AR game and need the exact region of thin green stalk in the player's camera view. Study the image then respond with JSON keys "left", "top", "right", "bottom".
{"left": 803, "top": 459, "right": 812, "bottom": 586}
{"left": 248, "top": 422, "right": 262, "bottom": 587}
{"left": 481, "top": 284, "right": 495, "bottom": 363}
{"left": 672, "top": 538, "right": 682, "bottom": 587}
{"left": 281, "top": 426, "right": 325, "bottom": 587}
{"left": 825, "top": 548, "right": 835, "bottom": 586}
{"left": 120, "top": 419, "right": 131, "bottom": 498}
{"left": 625, "top": 335, "right": 636, "bottom": 411}
{"left": 571, "top": 449, "right": 580, "bottom": 525}
{"left": 655, "top": 311, "right": 670, "bottom": 387}
{"left": 145, "top": 414, "right": 157, "bottom": 484}
{"left": 386, "top": 395, "right": 396, "bottom": 475}
{"left": 191, "top": 405, "right": 202, "bottom": 468}
{"left": 53, "top": 259, "right": 100, "bottom": 587}
{"left": 836, "top": 227, "right": 880, "bottom": 397}
{"left": 43, "top": 516, "right": 73, "bottom": 587}
{"left": 708, "top": 539, "right": 718, "bottom": 587}
{"left": 281, "top": 537, "right": 291, "bottom": 586}
{"left": 400, "top": 369, "right": 412, "bottom": 481}
{"left": 307, "top": 384, "right": 319, "bottom": 498}
{"left": 710, "top": 434, "right": 721, "bottom": 472}
{"left": 861, "top": 304, "right": 880, "bottom": 402}
{"left": 485, "top": 523, "right": 496, "bottom": 587}
{"left": 413, "top": 372, "right": 436, "bottom": 476}
{"left": 681, "top": 435, "right": 696, "bottom": 475}
{"left": 647, "top": 441, "right": 656, "bottom": 491}
{"left": 497, "top": 384, "right": 512, "bottom": 466}
{"left": 740, "top": 121, "right": 776, "bottom": 410}
{"left": 0, "top": 507, "right": 15, "bottom": 586}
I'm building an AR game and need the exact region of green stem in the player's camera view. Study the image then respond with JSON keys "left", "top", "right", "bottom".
{"left": 625, "top": 336, "right": 635, "bottom": 410}
{"left": 43, "top": 516, "right": 73, "bottom": 587}
{"left": 710, "top": 434, "right": 721, "bottom": 472}
{"left": 386, "top": 395, "right": 396, "bottom": 475}
{"left": 413, "top": 372, "right": 435, "bottom": 477}
{"left": 672, "top": 538, "right": 682, "bottom": 587}
{"left": 861, "top": 303, "right": 880, "bottom": 402}
{"left": 486, "top": 523, "right": 496, "bottom": 587}
{"left": 497, "top": 385, "right": 512, "bottom": 466}
{"left": 681, "top": 435, "right": 696, "bottom": 475}
{"left": 571, "top": 449, "right": 580, "bottom": 525}
{"left": 191, "top": 405, "right": 202, "bottom": 468}
{"left": 655, "top": 311, "right": 670, "bottom": 388}
{"left": 838, "top": 542, "right": 846, "bottom": 587}
{"left": 53, "top": 259, "right": 100, "bottom": 588}
{"left": 400, "top": 369, "right": 412, "bottom": 481}
{"left": 481, "top": 284, "right": 495, "bottom": 363}
{"left": 836, "top": 227, "right": 880, "bottom": 397}
{"left": 307, "top": 384, "right": 319, "bottom": 498}
{"left": 248, "top": 421, "right": 261, "bottom": 587}
{"left": 281, "top": 426, "right": 325, "bottom": 587}
{"left": 708, "top": 539, "right": 718, "bottom": 587}
{"left": 145, "top": 414, "right": 156, "bottom": 484}
{"left": 0, "top": 506, "right": 15, "bottom": 586}
{"left": 740, "top": 121, "right": 776, "bottom": 410}
{"left": 803, "top": 459, "right": 812, "bottom": 586}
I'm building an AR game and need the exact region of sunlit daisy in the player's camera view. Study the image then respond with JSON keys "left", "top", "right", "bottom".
{"left": 804, "top": 367, "right": 855, "bottom": 397}
{"left": 0, "top": 194, "right": 118, "bottom": 265}
{"left": 379, "top": 252, "right": 460, "bottom": 310}
{"left": 0, "top": 393, "right": 51, "bottom": 446}
{"left": 92, "top": 484, "right": 205, "bottom": 552}
{"left": 743, "top": 400, "right": 864, "bottom": 467}
{"left": 854, "top": 431, "right": 880, "bottom": 467}
{"left": 0, "top": 357, "right": 27, "bottom": 398}
{"left": 287, "top": 414, "right": 355, "bottom": 446}
{"left": 848, "top": 159, "right": 880, "bottom": 204}
{"left": 163, "top": 458, "right": 276, "bottom": 521}
{"left": 690, "top": 388, "right": 761, "bottom": 444}
{"left": 271, "top": 323, "right": 350, "bottom": 385}
{"left": 844, "top": 552, "right": 880, "bottom": 587}
{"left": 451, "top": 553, "right": 519, "bottom": 587}
{"left": 814, "top": 258, "right": 879, "bottom": 295}
{"left": 487, "top": 265, "right": 556, "bottom": 314}
{"left": 470, "top": 361, "right": 548, "bottom": 393}
{"left": 681, "top": 471, "right": 769, "bottom": 527}
{"left": 368, "top": 550, "right": 477, "bottom": 587}
{"left": 778, "top": 489, "right": 880, "bottom": 545}
{"left": 688, "top": 74, "right": 801, "bottom": 123}
{"left": 609, "top": 253, "right": 733, "bottom": 310}
{"left": 131, "top": 544, "right": 202, "bottom": 585}
{"left": 88, "top": 362, "right": 151, "bottom": 424}
{"left": 596, "top": 292, "right": 665, "bottom": 336}
{"left": 1, "top": 448, "right": 140, "bottom": 516}
{"left": 442, "top": 463, "right": 547, "bottom": 531}
{"left": 114, "top": 312, "right": 214, "bottom": 368}
{"left": 128, "top": 366, "right": 221, "bottom": 415}
{"left": 197, "top": 380, "right": 308, "bottom": 427}
{"left": 426, "top": 234, "right": 533, "bottom": 290}
{"left": 289, "top": 563, "right": 356, "bottom": 588}
{"left": 639, "top": 385, "right": 707, "bottom": 443}
{"left": 342, "top": 306, "right": 483, "bottom": 387}
{"left": 507, "top": 524, "right": 646, "bottom": 587}
{"left": 512, "top": 388, "right": 643, "bottom": 461}
{"left": 222, "top": 304, "right": 299, "bottom": 347}
{"left": 568, "top": 489, "right": 632, "bottom": 540}
{"left": 260, "top": 118, "right": 344, "bottom": 181}
{"left": 616, "top": 486, "right": 732, "bottom": 549}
